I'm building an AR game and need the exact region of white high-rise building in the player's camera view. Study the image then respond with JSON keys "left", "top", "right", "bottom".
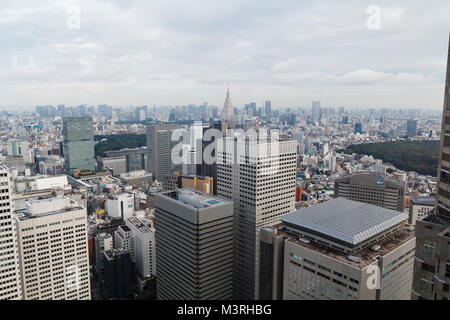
{"left": 0, "top": 164, "right": 22, "bottom": 300}
{"left": 114, "top": 225, "right": 134, "bottom": 258}
{"left": 15, "top": 196, "right": 91, "bottom": 300}
{"left": 125, "top": 217, "right": 156, "bottom": 279}
{"left": 217, "top": 131, "right": 298, "bottom": 300}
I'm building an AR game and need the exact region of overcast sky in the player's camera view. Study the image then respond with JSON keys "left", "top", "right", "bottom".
{"left": 0, "top": 0, "right": 449, "bottom": 110}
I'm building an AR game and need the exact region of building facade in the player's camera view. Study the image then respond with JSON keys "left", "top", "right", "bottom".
{"left": 15, "top": 197, "right": 91, "bottom": 300}
{"left": 260, "top": 198, "right": 416, "bottom": 300}
{"left": 63, "top": 117, "right": 96, "bottom": 176}
{"left": 334, "top": 172, "right": 405, "bottom": 212}
{"left": 146, "top": 124, "right": 180, "bottom": 180}
{"left": 0, "top": 164, "right": 22, "bottom": 300}
{"left": 412, "top": 36, "right": 450, "bottom": 301}
{"left": 217, "top": 134, "right": 297, "bottom": 299}
{"left": 155, "top": 189, "right": 234, "bottom": 300}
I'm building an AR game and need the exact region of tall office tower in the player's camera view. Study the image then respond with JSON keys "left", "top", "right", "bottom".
{"left": 15, "top": 197, "right": 91, "bottom": 300}
{"left": 407, "top": 120, "right": 418, "bottom": 137}
{"left": 354, "top": 123, "right": 363, "bottom": 134}
{"left": 146, "top": 124, "right": 181, "bottom": 180}
{"left": 197, "top": 121, "right": 227, "bottom": 195}
{"left": 155, "top": 189, "right": 234, "bottom": 300}
{"left": 63, "top": 117, "right": 96, "bottom": 176}
{"left": 94, "top": 233, "right": 113, "bottom": 275}
{"left": 312, "top": 101, "right": 320, "bottom": 122}
{"left": 125, "top": 217, "right": 156, "bottom": 286}
{"left": 334, "top": 172, "right": 405, "bottom": 212}
{"left": 264, "top": 101, "right": 272, "bottom": 117}
{"left": 0, "top": 164, "right": 22, "bottom": 300}
{"left": 412, "top": 36, "right": 450, "bottom": 301}
{"left": 259, "top": 198, "right": 416, "bottom": 300}
{"left": 222, "top": 87, "right": 235, "bottom": 128}
{"left": 217, "top": 132, "right": 298, "bottom": 300}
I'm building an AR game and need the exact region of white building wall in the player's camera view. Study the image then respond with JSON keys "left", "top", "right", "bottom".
{"left": 0, "top": 165, "right": 22, "bottom": 300}
{"left": 15, "top": 199, "right": 91, "bottom": 300}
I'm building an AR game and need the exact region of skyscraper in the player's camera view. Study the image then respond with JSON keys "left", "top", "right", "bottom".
{"left": 217, "top": 132, "right": 297, "bottom": 299}
{"left": 15, "top": 197, "right": 91, "bottom": 300}
{"left": 264, "top": 101, "right": 272, "bottom": 117}
{"left": 146, "top": 124, "right": 180, "bottom": 180}
{"left": 63, "top": 117, "right": 96, "bottom": 176}
{"left": 411, "top": 36, "right": 450, "bottom": 301}
{"left": 312, "top": 101, "right": 320, "bottom": 122}
{"left": 407, "top": 120, "right": 418, "bottom": 137}
{"left": 0, "top": 164, "right": 22, "bottom": 300}
{"left": 155, "top": 189, "right": 234, "bottom": 300}
{"left": 354, "top": 123, "right": 363, "bottom": 134}
{"left": 222, "top": 87, "right": 235, "bottom": 128}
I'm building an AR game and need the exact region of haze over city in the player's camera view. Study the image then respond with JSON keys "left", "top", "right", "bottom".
{"left": 1, "top": 0, "right": 450, "bottom": 110}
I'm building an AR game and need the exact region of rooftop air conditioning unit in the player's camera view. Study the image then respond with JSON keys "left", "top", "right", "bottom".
{"left": 371, "top": 244, "right": 381, "bottom": 251}
{"left": 347, "top": 255, "right": 360, "bottom": 263}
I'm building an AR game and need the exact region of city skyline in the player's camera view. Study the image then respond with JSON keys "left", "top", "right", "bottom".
{"left": 1, "top": 0, "right": 450, "bottom": 109}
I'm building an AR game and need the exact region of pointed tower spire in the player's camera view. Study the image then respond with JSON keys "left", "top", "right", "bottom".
{"left": 222, "top": 85, "right": 235, "bottom": 128}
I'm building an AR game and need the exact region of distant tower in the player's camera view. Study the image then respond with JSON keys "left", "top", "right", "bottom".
{"left": 222, "top": 86, "right": 235, "bottom": 128}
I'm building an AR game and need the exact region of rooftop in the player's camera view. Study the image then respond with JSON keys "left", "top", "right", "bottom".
{"left": 281, "top": 198, "right": 408, "bottom": 246}
{"left": 163, "top": 188, "right": 230, "bottom": 210}
{"left": 411, "top": 196, "right": 435, "bottom": 206}
{"left": 283, "top": 224, "right": 415, "bottom": 269}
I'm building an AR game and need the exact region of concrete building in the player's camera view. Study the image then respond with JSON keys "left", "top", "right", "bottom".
{"left": 0, "top": 164, "right": 22, "bottom": 300}
{"left": 217, "top": 133, "right": 297, "bottom": 299}
{"left": 334, "top": 172, "right": 405, "bottom": 212}
{"left": 407, "top": 120, "right": 418, "bottom": 137}
{"left": 155, "top": 189, "right": 234, "bottom": 300}
{"left": 120, "top": 170, "right": 153, "bottom": 188}
{"left": 409, "top": 196, "right": 435, "bottom": 225}
{"left": 260, "top": 198, "right": 416, "bottom": 300}
{"left": 63, "top": 117, "right": 96, "bottom": 176}
{"left": 103, "top": 248, "right": 136, "bottom": 299}
{"left": 125, "top": 217, "right": 156, "bottom": 282}
{"left": 94, "top": 233, "right": 113, "bottom": 274}
{"left": 114, "top": 225, "right": 134, "bottom": 258}
{"left": 412, "top": 36, "right": 450, "bottom": 301}
{"left": 15, "top": 197, "right": 91, "bottom": 300}
{"left": 104, "top": 147, "right": 147, "bottom": 172}
{"left": 97, "top": 156, "right": 127, "bottom": 176}
{"left": 7, "top": 139, "right": 32, "bottom": 164}
{"left": 106, "top": 193, "right": 134, "bottom": 220}
{"left": 146, "top": 124, "right": 180, "bottom": 180}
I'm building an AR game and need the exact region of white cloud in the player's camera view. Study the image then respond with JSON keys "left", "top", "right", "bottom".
{"left": 0, "top": 0, "right": 449, "bottom": 109}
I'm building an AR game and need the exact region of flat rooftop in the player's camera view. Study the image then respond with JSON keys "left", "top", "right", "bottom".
{"left": 281, "top": 198, "right": 408, "bottom": 246}
{"left": 127, "top": 216, "right": 153, "bottom": 234}
{"left": 283, "top": 224, "right": 415, "bottom": 269}
{"left": 163, "top": 188, "right": 230, "bottom": 210}
{"left": 411, "top": 196, "right": 435, "bottom": 206}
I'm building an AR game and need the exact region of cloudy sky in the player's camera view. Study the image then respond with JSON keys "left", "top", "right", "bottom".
{"left": 0, "top": 0, "right": 449, "bottom": 110}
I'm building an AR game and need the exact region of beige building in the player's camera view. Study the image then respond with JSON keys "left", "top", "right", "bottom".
{"left": 217, "top": 133, "right": 297, "bottom": 299}
{"left": 334, "top": 172, "right": 405, "bottom": 212}
{"left": 15, "top": 196, "right": 91, "bottom": 300}
{"left": 260, "top": 198, "right": 416, "bottom": 300}
{"left": 0, "top": 164, "right": 22, "bottom": 300}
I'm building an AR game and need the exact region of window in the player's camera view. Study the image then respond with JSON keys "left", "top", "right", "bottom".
{"left": 422, "top": 263, "right": 435, "bottom": 273}
{"left": 419, "top": 279, "right": 434, "bottom": 294}
{"left": 423, "top": 240, "right": 436, "bottom": 259}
